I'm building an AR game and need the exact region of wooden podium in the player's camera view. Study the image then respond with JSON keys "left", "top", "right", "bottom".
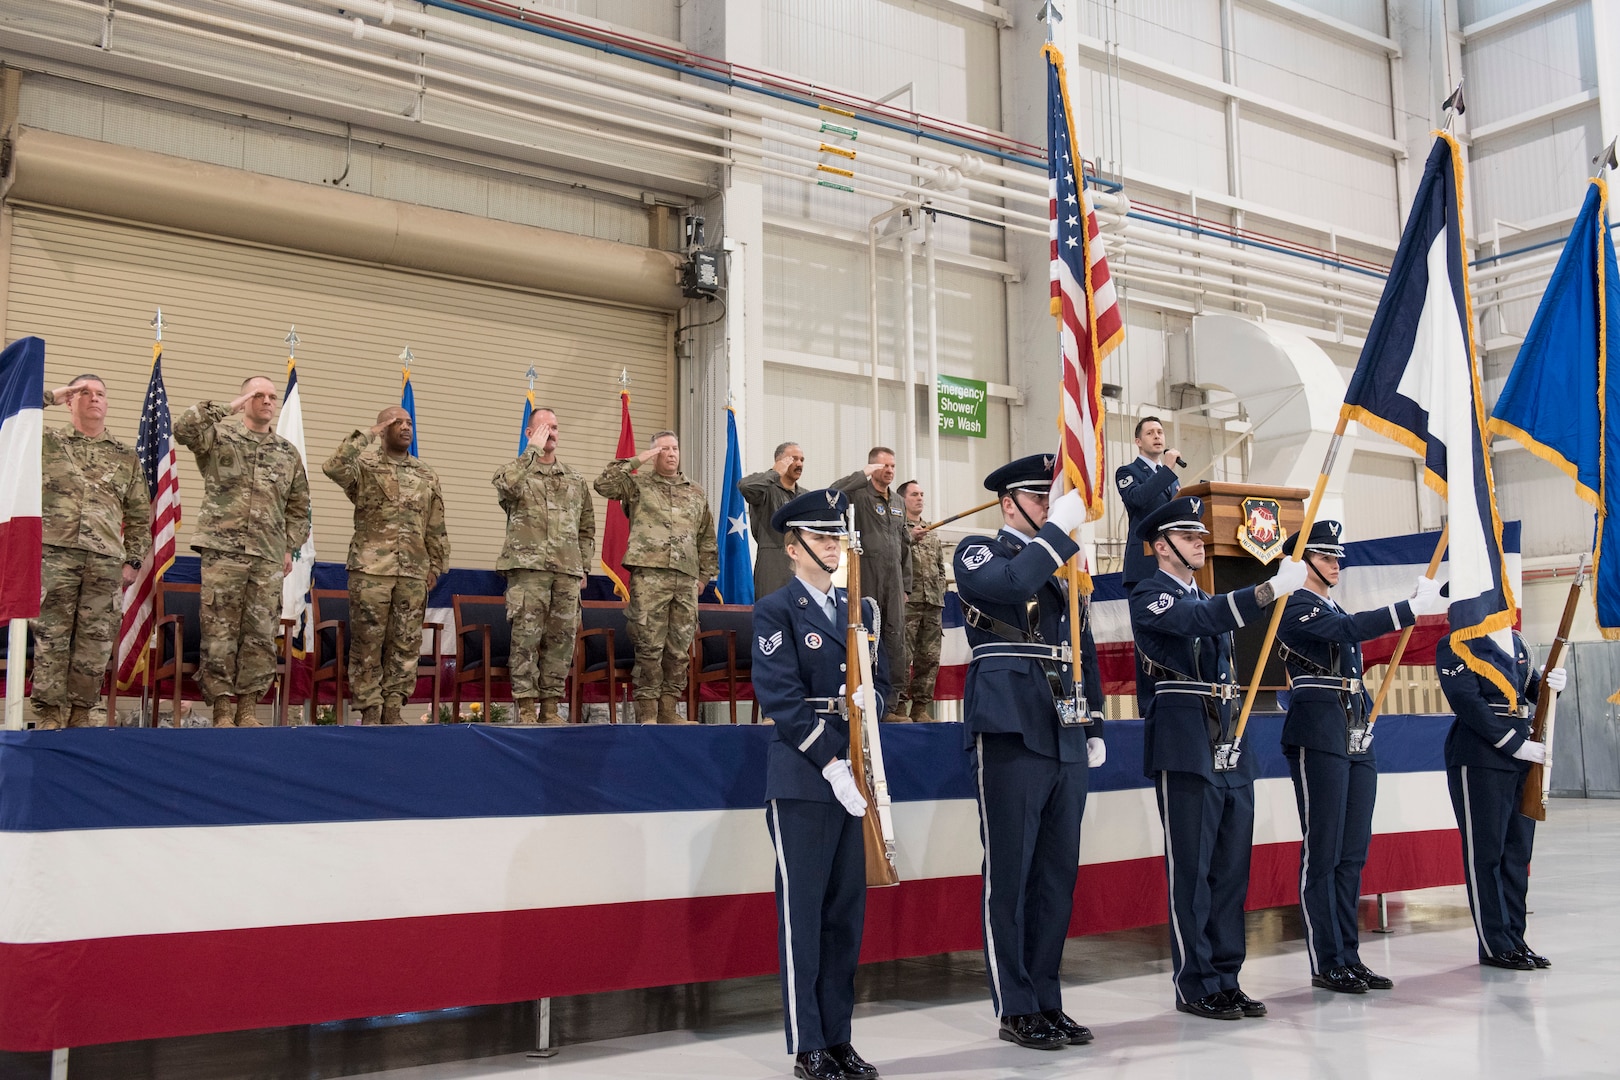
{"left": 1179, "top": 482, "right": 1309, "bottom": 691}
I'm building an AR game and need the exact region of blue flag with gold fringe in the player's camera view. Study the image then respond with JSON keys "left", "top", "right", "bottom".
{"left": 1490, "top": 177, "right": 1620, "bottom": 638}
{"left": 1342, "top": 133, "right": 1517, "bottom": 703}
{"left": 400, "top": 366, "right": 419, "bottom": 457}
{"left": 715, "top": 407, "right": 754, "bottom": 605}
{"left": 516, "top": 390, "right": 535, "bottom": 454}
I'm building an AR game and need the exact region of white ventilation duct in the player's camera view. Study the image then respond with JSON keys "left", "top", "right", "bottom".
{"left": 1189, "top": 314, "right": 1356, "bottom": 522}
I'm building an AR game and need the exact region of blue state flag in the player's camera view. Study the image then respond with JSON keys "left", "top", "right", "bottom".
{"left": 401, "top": 366, "right": 420, "bottom": 457}
{"left": 516, "top": 391, "right": 535, "bottom": 454}
{"left": 1490, "top": 177, "right": 1620, "bottom": 638}
{"left": 1342, "top": 133, "right": 1517, "bottom": 702}
{"left": 715, "top": 407, "right": 755, "bottom": 605}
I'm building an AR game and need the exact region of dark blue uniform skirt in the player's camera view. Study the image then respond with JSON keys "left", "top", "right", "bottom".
{"left": 1287, "top": 747, "right": 1377, "bottom": 973}
{"left": 1155, "top": 771, "right": 1255, "bottom": 1003}
{"left": 1446, "top": 765, "right": 1535, "bottom": 960}
{"left": 766, "top": 798, "right": 866, "bottom": 1054}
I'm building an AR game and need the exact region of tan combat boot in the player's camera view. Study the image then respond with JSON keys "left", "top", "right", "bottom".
{"left": 537, "top": 698, "right": 566, "bottom": 726}
{"left": 212, "top": 698, "right": 238, "bottom": 727}
{"left": 659, "top": 694, "right": 698, "bottom": 725}
{"left": 911, "top": 700, "right": 934, "bottom": 723}
{"left": 67, "top": 705, "right": 95, "bottom": 728}
{"left": 381, "top": 696, "right": 405, "bottom": 726}
{"left": 635, "top": 697, "right": 660, "bottom": 725}
{"left": 237, "top": 698, "right": 264, "bottom": 728}
{"left": 360, "top": 704, "right": 383, "bottom": 726}
{"left": 512, "top": 697, "right": 538, "bottom": 725}
{"left": 32, "top": 705, "right": 64, "bottom": 731}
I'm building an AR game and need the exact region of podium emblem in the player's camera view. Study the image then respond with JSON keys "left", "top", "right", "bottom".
{"left": 1237, "top": 496, "right": 1287, "bottom": 563}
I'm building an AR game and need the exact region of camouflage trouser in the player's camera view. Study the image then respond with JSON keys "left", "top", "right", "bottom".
{"left": 348, "top": 571, "right": 429, "bottom": 709}
{"left": 198, "top": 549, "right": 285, "bottom": 702}
{"left": 32, "top": 545, "right": 122, "bottom": 711}
{"left": 898, "top": 602, "right": 943, "bottom": 708}
{"left": 625, "top": 566, "right": 698, "bottom": 699}
{"left": 506, "top": 569, "right": 581, "bottom": 699}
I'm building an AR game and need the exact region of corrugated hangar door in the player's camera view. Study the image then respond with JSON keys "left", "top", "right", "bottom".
{"left": 3, "top": 209, "right": 673, "bottom": 570}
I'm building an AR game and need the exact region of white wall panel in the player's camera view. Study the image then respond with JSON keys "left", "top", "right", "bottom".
{"left": 1459, "top": 0, "right": 1550, "bottom": 25}
{"left": 1234, "top": 6, "right": 1393, "bottom": 136}
{"left": 1075, "top": 71, "right": 1232, "bottom": 193}
{"left": 763, "top": 0, "right": 1000, "bottom": 130}
{"left": 1467, "top": 107, "right": 1605, "bottom": 231}
{"left": 520, "top": 0, "right": 681, "bottom": 39}
{"left": 1081, "top": 0, "right": 1225, "bottom": 81}
{"left": 1494, "top": 451, "right": 1596, "bottom": 559}
{"left": 1461, "top": 5, "right": 1596, "bottom": 124}
{"left": 1344, "top": 453, "right": 1420, "bottom": 539}
{"left": 1237, "top": 116, "right": 1399, "bottom": 240}
{"left": 1282, "top": 0, "right": 1388, "bottom": 35}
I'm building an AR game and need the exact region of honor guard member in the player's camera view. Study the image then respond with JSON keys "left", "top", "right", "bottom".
{"left": 594, "top": 431, "right": 718, "bottom": 725}
{"left": 1437, "top": 627, "right": 1565, "bottom": 970}
{"left": 954, "top": 454, "right": 1104, "bottom": 1051}
{"left": 493, "top": 407, "right": 595, "bottom": 725}
{"left": 897, "top": 480, "right": 946, "bottom": 721}
{"left": 1275, "top": 521, "right": 1445, "bottom": 993}
{"left": 1113, "top": 416, "right": 1181, "bottom": 588}
{"left": 174, "top": 377, "right": 312, "bottom": 727}
{"left": 753, "top": 488, "right": 890, "bottom": 1080}
{"left": 738, "top": 441, "right": 805, "bottom": 597}
{"left": 324, "top": 407, "right": 450, "bottom": 726}
{"left": 34, "top": 376, "right": 151, "bottom": 729}
{"left": 1129, "top": 496, "right": 1306, "bottom": 1020}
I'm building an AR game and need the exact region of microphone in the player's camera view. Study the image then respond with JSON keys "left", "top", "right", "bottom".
{"left": 1172, "top": 455, "right": 1187, "bottom": 469}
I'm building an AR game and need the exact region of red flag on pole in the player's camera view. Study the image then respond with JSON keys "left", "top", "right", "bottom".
{"left": 601, "top": 389, "right": 635, "bottom": 600}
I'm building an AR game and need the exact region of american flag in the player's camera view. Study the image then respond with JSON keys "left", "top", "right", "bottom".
{"left": 1046, "top": 43, "right": 1122, "bottom": 519}
{"left": 115, "top": 345, "right": 180, "bottom": 689}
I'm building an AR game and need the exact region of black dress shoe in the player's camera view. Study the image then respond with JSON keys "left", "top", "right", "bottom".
{"left": 1222, "top": 987, "right": 1268, "bottom": 1017}
{"left": 1312, "top": 965, "right": 1369, "bottom": 994}
{"left": 1040, "top": 1009, "right": 1094, "bottom": 1045}
{"left": 1518, "top": 947, "right": 1551, "bottom": 969}
{"left": 1175, "top": 993, "right": 1242, "bottom": 1020}
{"left": 1349, "top": 962, "right": 1395, "bottom": 989}
{"left": 998, "top": 1013, "right": 1067, "bottom": 1049}
{"left": 794, "top": 1049, "right": 845, "bottom": 1080}
{"left": 1480, "top": 951, "right": 1535, "bottom": 971}
{"left": 826, "top": 1043, "right": 880, "bottom": 1078}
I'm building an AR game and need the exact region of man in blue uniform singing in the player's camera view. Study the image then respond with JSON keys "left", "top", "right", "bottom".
{"left": 1437, "top": 626, "right": 1564, "bottom": 971}
{"left": 1129, "top": 496, "right": 1306, "bottom": 1020}
{"left": 1275, "top": 521, "right": 1445, "bottom": 993}
{"left": 954, "top": 453, "right": 1105, "bottom": 1051}
{"left": 753, "top": 488, "right": 891, "bottom": 1080}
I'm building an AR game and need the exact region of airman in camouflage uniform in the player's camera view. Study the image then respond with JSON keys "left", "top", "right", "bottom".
{"left": 494, "top": 408, "right": 594, "bottom": 725}
{"left": 32, "top": 376, "right": 150, "bottom": 729}
{"left": 593, "top": 430, "right": 718, "bottom": 725}
{"left": 897, "top": 480, "right": 947, "bottom": 721}
{"left": 174, "top": 377, "right": 312, "bottom": 728}
{"left": 737, "top": 442, "right": 804, "bottom": 597}
{"left": 324, "top": 406, "right": 450, "bottom": 725}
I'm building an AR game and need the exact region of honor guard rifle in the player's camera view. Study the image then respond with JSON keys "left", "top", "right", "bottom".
{"left": 844, "top": 506, "right": 899, "bottom": 887}
{"left": 1520, "top": 556, "right": 1585, "bottom": 821}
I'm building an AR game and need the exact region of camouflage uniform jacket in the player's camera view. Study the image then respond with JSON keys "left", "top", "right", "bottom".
{"left": 593, "top": 459, "right": 718, "bottom": 581}
{"left": 323, "top": 429, "right": 451, "bottom": 580}
{"left": 173, "top": 401, "right": 311, "bottom": 560}
{"left": 40, "top": 422, "right": 152, "bottom": 562}
{"left": 493, "top": 450, "right": 595, "bottom": 576}
{"left": 906, "top": 519, "right": 947, "bottom": 607}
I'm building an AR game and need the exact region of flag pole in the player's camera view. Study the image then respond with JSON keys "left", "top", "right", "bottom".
{"left": 1362, "top": 523, "right": 1449, "bottom": 730}
{"left": 1229, "top": 415, "right": 1348, "bottom": 752}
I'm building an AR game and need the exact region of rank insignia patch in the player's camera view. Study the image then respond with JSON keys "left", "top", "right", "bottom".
{"left": 758, "top": 631, "right": 783, "bottom": 656}
{"left": 961, "top": 544, "right": 994, "bottom": 571}
{"left": 1148, "top": 593, "right": 1174, "bottom": 615}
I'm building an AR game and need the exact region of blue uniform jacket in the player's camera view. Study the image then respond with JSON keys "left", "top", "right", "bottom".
{"left": 1129, "top": 569, "right": 1266, "bottom": 782}
{"left": 1114, "top": 457, "right": 1179, "bottom": 585}
{"left": 1278, "top": 591, "right": 1415, "bottom": 758}
{"left": 1438, "top": 632, "right": 1540, "bottom": 773}
{"left": 954, "top": 524, "right": 1104, "bottom": 763}
{"left": 754, "top": 577, "right": 892, "bottom": 802}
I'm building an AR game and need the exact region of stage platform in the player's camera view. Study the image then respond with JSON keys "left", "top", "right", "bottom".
{"left": 0, "top": 715, "right": 1464, "bottom": 1055}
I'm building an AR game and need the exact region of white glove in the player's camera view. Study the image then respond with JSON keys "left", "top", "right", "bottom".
{"left": 1541, "top": 666, "right": 1567, "bottom": 693}
{"left": 1046, "top": 488, "right": 1087, "bottom": 534}
{"left": 1267, "top": 557, "right": 1308, "bottom": 599}
{"left": 1512, "top": 740, "right": 1548, "bottom": 764}
{"left": 822, "top": 758, "right": 869, "bottom": 816}
{"left": 1409, "top": 575, "right": 1448, "bottom": 616}
{"left": 1086, "top": 737, "right": 1106, "bottom": 768}
{"left": 836, "top": 682, "right": 868, "bottom": 714}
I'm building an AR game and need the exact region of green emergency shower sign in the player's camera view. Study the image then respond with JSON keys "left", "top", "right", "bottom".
{"left": 937, "top": 375, "right": 987, "bottom": 438}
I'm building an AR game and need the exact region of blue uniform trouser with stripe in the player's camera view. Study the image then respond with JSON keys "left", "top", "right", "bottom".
{"left": 973, "top": 733, "right": 1088, "bottom": 1017}
{"left": 767, "top": 797, "right": 866, "bottom": 1054}
{"left": 1287, "top": 747, "right": 1376, "bottom": 973}
{"left": 1446, "top": 765, "right": 1535, "bottom": 959}
{"left": 1155, "top": 770, "right": 1255, "bottom": 1003}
